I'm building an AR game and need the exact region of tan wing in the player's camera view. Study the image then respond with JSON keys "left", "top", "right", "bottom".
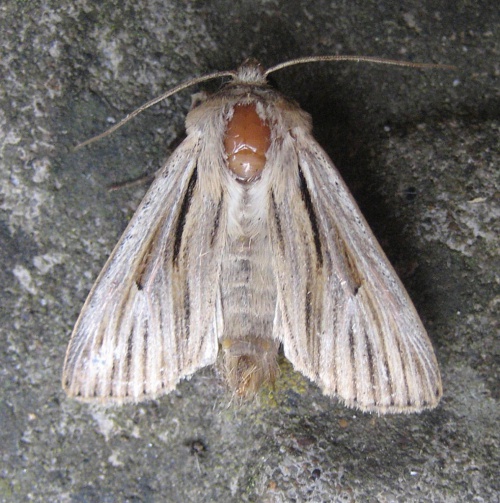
{"left": 63, "top": 135, "right": 227, "bottom": 402}
{"left": 269, "top": 131, "right": 442, "bottom": 413}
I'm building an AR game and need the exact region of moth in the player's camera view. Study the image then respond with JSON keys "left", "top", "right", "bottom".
{"left": 63, "top": 56, "right": 447, "bottom": 413}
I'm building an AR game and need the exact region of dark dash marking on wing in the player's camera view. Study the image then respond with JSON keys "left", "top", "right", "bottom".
{"left": 93, "top": 321, "right": 106, "bottom": 355}
{"left": 349, "top": 325, "right": 357, "bottom": 400}
{"left": 210, "top": 195, "right": 224, "bottom": 247}
{"left": 125, "top": 328, "right": 134, "bottom": 397}
{"left": 297, "top": 167, "right": 323, "bottom": 268}
{"left": 364, "top": 289, "right": 394, "bottom": 401}
{"left": 109, "top": 360, "right": 116, "bottom": 397}
{"left": 270, "top": 192, "right": 293, "bottom": 355}
{"left": 271, "top": 192, "right": 285, "bottom": 251}
{"left": 173, "top": 168, "right": 198, "bottom": 264}
{"left": 135, "top": 227, "right": 162, "bottom": 290}
{"left": 364, "top": 329, "right": 376, "bottom": 404}
{"left": 337, "top": 238, "right": 363, "bottom": 294}
{"left": 305, "top": 284, "right": 313, "bottom": 341}
{"left": 182, "top": 281, "right": 191, "bottom": 368}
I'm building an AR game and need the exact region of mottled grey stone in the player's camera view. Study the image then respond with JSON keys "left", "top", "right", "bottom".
{"left": 1, "top": 1, "right": 498, "bottom": 502}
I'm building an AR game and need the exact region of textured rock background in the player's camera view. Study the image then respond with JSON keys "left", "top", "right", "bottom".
{"left": 1, "top": 0, "right": 498, "bottom": 501}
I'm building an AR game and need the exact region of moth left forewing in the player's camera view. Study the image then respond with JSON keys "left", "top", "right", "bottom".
{"left": 270, "top": 127, "right": 441, "bottom": 413}
{"left": 63, "top": 131, "right": 228, "bottom": 402}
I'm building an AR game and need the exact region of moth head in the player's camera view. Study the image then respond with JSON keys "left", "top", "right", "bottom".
{"left": 230, "top": 58, "right": 267, "bottom": 86}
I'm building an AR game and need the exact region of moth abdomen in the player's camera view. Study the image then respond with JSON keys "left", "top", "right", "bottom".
{"left": 219, "top": 238, "right": 278, "bottom": 393}
{"left": 221, "top": 337, "right": 279, "bottom": 396}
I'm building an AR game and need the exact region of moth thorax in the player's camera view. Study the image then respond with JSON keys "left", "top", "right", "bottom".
{"left": 224, "top": 103, "right": 271, "bottom": 181}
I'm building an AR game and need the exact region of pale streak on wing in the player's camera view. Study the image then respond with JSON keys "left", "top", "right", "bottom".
{"left": 62, "top": 134, "right": 226, "bottom": 402}
{"left": 270, "top": 130, "right": 442, "bottom": 413}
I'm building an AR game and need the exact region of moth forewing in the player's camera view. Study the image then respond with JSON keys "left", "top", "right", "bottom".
{"left": 63, "top": 134, "right": 225, "bottom": 401}
{"left": 279, "top": 134, "right": 442, "bottom": 412}
{"left": 64, "top": 58, "right": 442, "bottom": 412}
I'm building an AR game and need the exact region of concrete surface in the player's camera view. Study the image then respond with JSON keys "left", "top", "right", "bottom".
{"left": 1, "top": 0, "right": 498, "bottom": 501}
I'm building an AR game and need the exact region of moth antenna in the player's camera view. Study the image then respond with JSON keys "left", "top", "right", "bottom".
{"left": 74, "top": 70, "right": 236, "bottom": 150}
{"left": 265, "top": 55, "right": 456, "bottom": 76}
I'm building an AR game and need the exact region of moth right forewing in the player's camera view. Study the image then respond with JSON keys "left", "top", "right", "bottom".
{"left": 268, "top": 136, "right": 325, "bottom": 369}
{"left": 269, "top": 121, "right": 441, "bottom": 413}
{"left": 297, "top": 134, "right": 442, "bottom": 412}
